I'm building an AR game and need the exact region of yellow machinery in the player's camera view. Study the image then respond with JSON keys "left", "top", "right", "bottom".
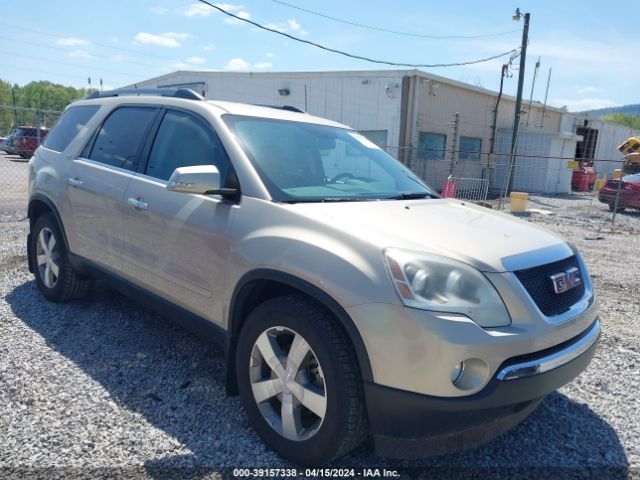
{"left": 618, "top": 137, "right": 640, "bottom": 173}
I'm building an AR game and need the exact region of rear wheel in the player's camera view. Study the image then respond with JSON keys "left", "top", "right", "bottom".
{"left": 30, "top": 213, "right": 91, "bottom": 302}
{"left": 236, "top": 294, "right": 367, "bottom": 465}
{"left": 608, "top": 203, "right": 625, "bottom": 213}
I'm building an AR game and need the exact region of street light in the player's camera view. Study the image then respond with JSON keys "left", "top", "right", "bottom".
{"left": 513, "top": 8, "right": 523, "bottom": 21}
{"left": 505, "top": 7, "right": 530, "bottom": 195}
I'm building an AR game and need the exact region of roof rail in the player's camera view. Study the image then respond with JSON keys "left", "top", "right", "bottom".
{"left": 86, "top": 88, "right": 204, "bottom": 101}
{"left": 254, "top": 104, "right": 306, "bottom": 113}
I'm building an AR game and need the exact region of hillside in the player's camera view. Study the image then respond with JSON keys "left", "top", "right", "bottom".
{"left": 583, "top": 104, "right": 640, "bottom": 118}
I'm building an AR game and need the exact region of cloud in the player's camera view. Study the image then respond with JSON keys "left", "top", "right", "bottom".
{"left": 287, "top": 18, "right": 307, "bottom": 35}
{"left": 170, "top": 62, "right": 190, "bottom": 70}
{"left": 203, "top": 43, "right": 216, "bottom": 51}
{"left": 183, "top": 2, "right": 243, "bottom": 16}
{"left": 263, "top": 23, "right": 287, "bottom": 33}
{"left": 111, "top": 54, "right": 127, "bottom": 62}
{"left": 576, "top": 86, "right": 601, "bottom": 95}
{"left": 68, "top": 49, "right": 92, "bottom": 59}
{"left": 224, "top": 57, "right": 250, "bottom": 71}
{"left": 110, "top": 37, "right": 120, "bottom": 43}
{"left": 150, "top": 6, "right": 169, "bottom": 14}
{"left": 254, "top": 61, "right": 272, "bottom": 69}
{"left": 549, "top": 98, "right": 618, "bottom": 112}
{"left": 262, "top": 19, "right": 307, "bottom": 35}
{"left": 186, "top": 56, "right": 206, "bottom": 65}
{"left": 265, "top": 52, "right": 275, "bottom": 58}
{"left": 163, "top": 32, "right": 193, "bottom": 40}
{"left": 57, "top": 37, "right": 89, "bottom": 47}
{"left": 224, "top": 10, "right": 251, "bottom": 25}
{"left": 133, "top": 32, "right": 191, "bottom": 47}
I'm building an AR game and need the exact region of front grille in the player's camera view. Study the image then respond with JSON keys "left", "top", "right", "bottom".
{"left": 514, "top": 255, "right": 586, "bottom": 317}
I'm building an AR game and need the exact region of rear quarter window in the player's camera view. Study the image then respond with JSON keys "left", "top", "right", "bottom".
{"left": 43, "top": 105, "right": 100, "bottom": 152}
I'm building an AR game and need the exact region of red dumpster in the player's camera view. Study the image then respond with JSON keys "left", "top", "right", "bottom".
{"left": 572, "top": 166, "right": 597, "bottom": 191}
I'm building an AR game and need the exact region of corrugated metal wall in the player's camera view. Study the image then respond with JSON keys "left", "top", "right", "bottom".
{"left": 135, "top": 71, "right": 404, "bottom": 152}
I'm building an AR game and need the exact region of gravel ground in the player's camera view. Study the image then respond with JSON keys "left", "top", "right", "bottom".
{"left": 0, "top": 189, "right": 639, "bottom": 479}
{"left": 0, "top": 153, "right": 29, "bottom": 218}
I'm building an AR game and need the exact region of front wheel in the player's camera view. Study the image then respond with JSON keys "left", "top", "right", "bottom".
{"left": 30, "top": 213, "right": 91, "bottom": 302}
{"left": 236, "top": 294, "right": 367, "bottom": 465}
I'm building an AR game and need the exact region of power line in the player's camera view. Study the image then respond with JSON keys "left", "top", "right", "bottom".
{"left": 0, "top": 51, "right": 139, "bottom": 79}
{"left": 0, "top": 65, "right": 87, "bottom": 82}
{"left": 0, "top": 22, "right": 175, "bottom": 61}
{"left": 269, "top": 0, "right": 520, "bottom": 39}
{"left": 0, "top": 36, "right": 159, "bottom": 70}
{"left": 197, "top": 0, "right": 519, "bottom": 68}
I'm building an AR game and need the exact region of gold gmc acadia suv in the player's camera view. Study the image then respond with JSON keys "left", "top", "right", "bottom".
{"left": 26, "top": 88, "right": 600, "bottom": 466}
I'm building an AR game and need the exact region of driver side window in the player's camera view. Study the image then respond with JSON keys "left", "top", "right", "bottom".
{"left": 145, "top": 109, "right": 230, "bottom": 182}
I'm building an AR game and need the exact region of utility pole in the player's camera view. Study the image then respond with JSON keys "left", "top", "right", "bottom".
{"left": 526, "top": 57, "right": 540, "bottom": 126}
{"left": 489, "top": 64, "right": 508, "bottom": 198}
{"left": 539, "top": 68, "right": 552, "bottom": 128}
{"left": 449, "top": 112, "right": 460, "bottom": 175}
{"left": 506, "top": 8, "right": 530, "bottom": 194}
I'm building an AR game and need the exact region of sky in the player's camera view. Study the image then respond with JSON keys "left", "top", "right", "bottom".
{"left": 1, "top": 0, "right": 637, "bottom": 112}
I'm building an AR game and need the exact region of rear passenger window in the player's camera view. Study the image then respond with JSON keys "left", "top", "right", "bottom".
{"left": 43, "top": 105, "right": 100, "bottom": 152}
{"left": 88, "top": 107, "right": 157, "bottom": 170}
{"left": 145, "top": 110, "right": 229, "bottom": 181}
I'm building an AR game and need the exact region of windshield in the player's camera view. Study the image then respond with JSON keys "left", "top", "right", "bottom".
{"left": 223, "top": 115, "right": 436, "bottom": 202}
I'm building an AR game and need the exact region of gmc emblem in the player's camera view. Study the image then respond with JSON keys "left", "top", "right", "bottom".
{"left": 550, "top": 267, "right": 581, "bottom": 294}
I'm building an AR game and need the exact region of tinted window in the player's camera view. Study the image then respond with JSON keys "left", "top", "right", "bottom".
{"left": 15, "top": 128, "right": 36, "bottom": 137}
{"left": 43, "top": 105, "right": 100, "bottom": 152}
{"left": 146, "top": 110, "right": 229, "bottom": 181}
{"left": 459, "top": 136, "right": 482, "bottom": 161}
{"left": 418, "top": 132, "right": 446, "bottom": 160}
{"left": 89, "top": 107, "right": 157, "bottom": 170}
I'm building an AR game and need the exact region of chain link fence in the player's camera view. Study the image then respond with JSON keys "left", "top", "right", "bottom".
{"left": 381, "top": 142, "right": 635, "bottom": 225}
{"left": 0, "top": 105, "right": 62, "bottom": 219}
{"left": 0, "top": 103, "right": 636, "bottom": 226}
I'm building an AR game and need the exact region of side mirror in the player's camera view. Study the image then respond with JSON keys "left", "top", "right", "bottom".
{"left": 166, "top": 165, "right": 231, "bottom": 195}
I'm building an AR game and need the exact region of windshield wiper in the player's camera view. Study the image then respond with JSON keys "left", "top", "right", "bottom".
{"left": 282, "top": 197, "right": 376, "bottom": 204}
{"left": 385, "top": 192, "right": 434, "bottom": 200}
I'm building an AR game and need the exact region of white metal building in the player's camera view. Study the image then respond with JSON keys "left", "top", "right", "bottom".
{"left": 132, "top": 69, "right": 638, "bottom": 195}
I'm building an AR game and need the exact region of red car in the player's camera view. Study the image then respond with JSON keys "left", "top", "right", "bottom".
{"left": 10, "top": 126, "right": 49, "bottom": 159}
{"left": 598, "top": 175, "right": 640, "bottom": 212}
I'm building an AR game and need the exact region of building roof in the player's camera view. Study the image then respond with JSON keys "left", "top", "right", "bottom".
{"left": 130, "top": 68, "right": 567, "bottom": 114}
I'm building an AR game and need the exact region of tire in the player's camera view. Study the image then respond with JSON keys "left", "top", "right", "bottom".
{"left": 608, "top": 203, "right": 625, "bottom": 213}
{"left": 236, "top": 294, "right": 367, "bottom": 466}
{"left": 30, "top": 212, "right": 91, "bottom": 302}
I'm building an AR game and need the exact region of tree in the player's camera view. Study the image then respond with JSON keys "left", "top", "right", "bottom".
{"left": 0, "top": 79, "right": 86, "bottom": 134}
{"left": 601, "top": 113, "right": 640, "bottom": 131}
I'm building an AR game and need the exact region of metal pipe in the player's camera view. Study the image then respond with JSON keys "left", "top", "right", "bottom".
{"left": 506, "top": 10, "right": 530, "bottom": 194}
{"left": 525, "top": 57, "right": 540, "bottom": 126}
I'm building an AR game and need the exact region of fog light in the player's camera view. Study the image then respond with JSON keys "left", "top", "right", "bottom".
{"left": 451, "top": 362, "right": 465, "bottom": 385}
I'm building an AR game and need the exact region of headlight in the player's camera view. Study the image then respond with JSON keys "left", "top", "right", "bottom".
{"left": 384, "top": 248, "right": 511, "bottom": 327}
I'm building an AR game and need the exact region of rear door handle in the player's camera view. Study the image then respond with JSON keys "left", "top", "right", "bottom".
{"left": 127, "top": 197, "right": 148, "bottom": 210}
{"left": 67, "top": 177, "right": 83, "bottom": 187}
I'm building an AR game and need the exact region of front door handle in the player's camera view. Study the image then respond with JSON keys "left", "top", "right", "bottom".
{"left": 127, "top": 197, "right": 148, "bottom": 210}
{"left": 67, "top": 177, "right": 83, "bottom": 187}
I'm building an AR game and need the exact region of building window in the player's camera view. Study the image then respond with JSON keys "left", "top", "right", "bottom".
{"left": 459, "top": 136, "right": 482, "bottom": 161}
{"left": 358, "top": 130, "right": 388, "bottom": 148}
{"left": 418, "top": 132, "right": 446, "bottom": 159}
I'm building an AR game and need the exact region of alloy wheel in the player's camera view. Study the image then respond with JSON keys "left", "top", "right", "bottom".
{"left": 249, "top": 326, "right": 327, "bottom": 441}
{"left": 36, "top": 227, "right": 60, "bottom": 288}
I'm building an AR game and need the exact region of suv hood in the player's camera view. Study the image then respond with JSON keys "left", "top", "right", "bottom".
{"left": 289, "top": 199, "right": 571, "bottom": 273}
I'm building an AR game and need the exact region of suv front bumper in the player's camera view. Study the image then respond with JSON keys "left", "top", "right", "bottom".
{"left": 365, "top": 318, "right": 600, "bottom": 458}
